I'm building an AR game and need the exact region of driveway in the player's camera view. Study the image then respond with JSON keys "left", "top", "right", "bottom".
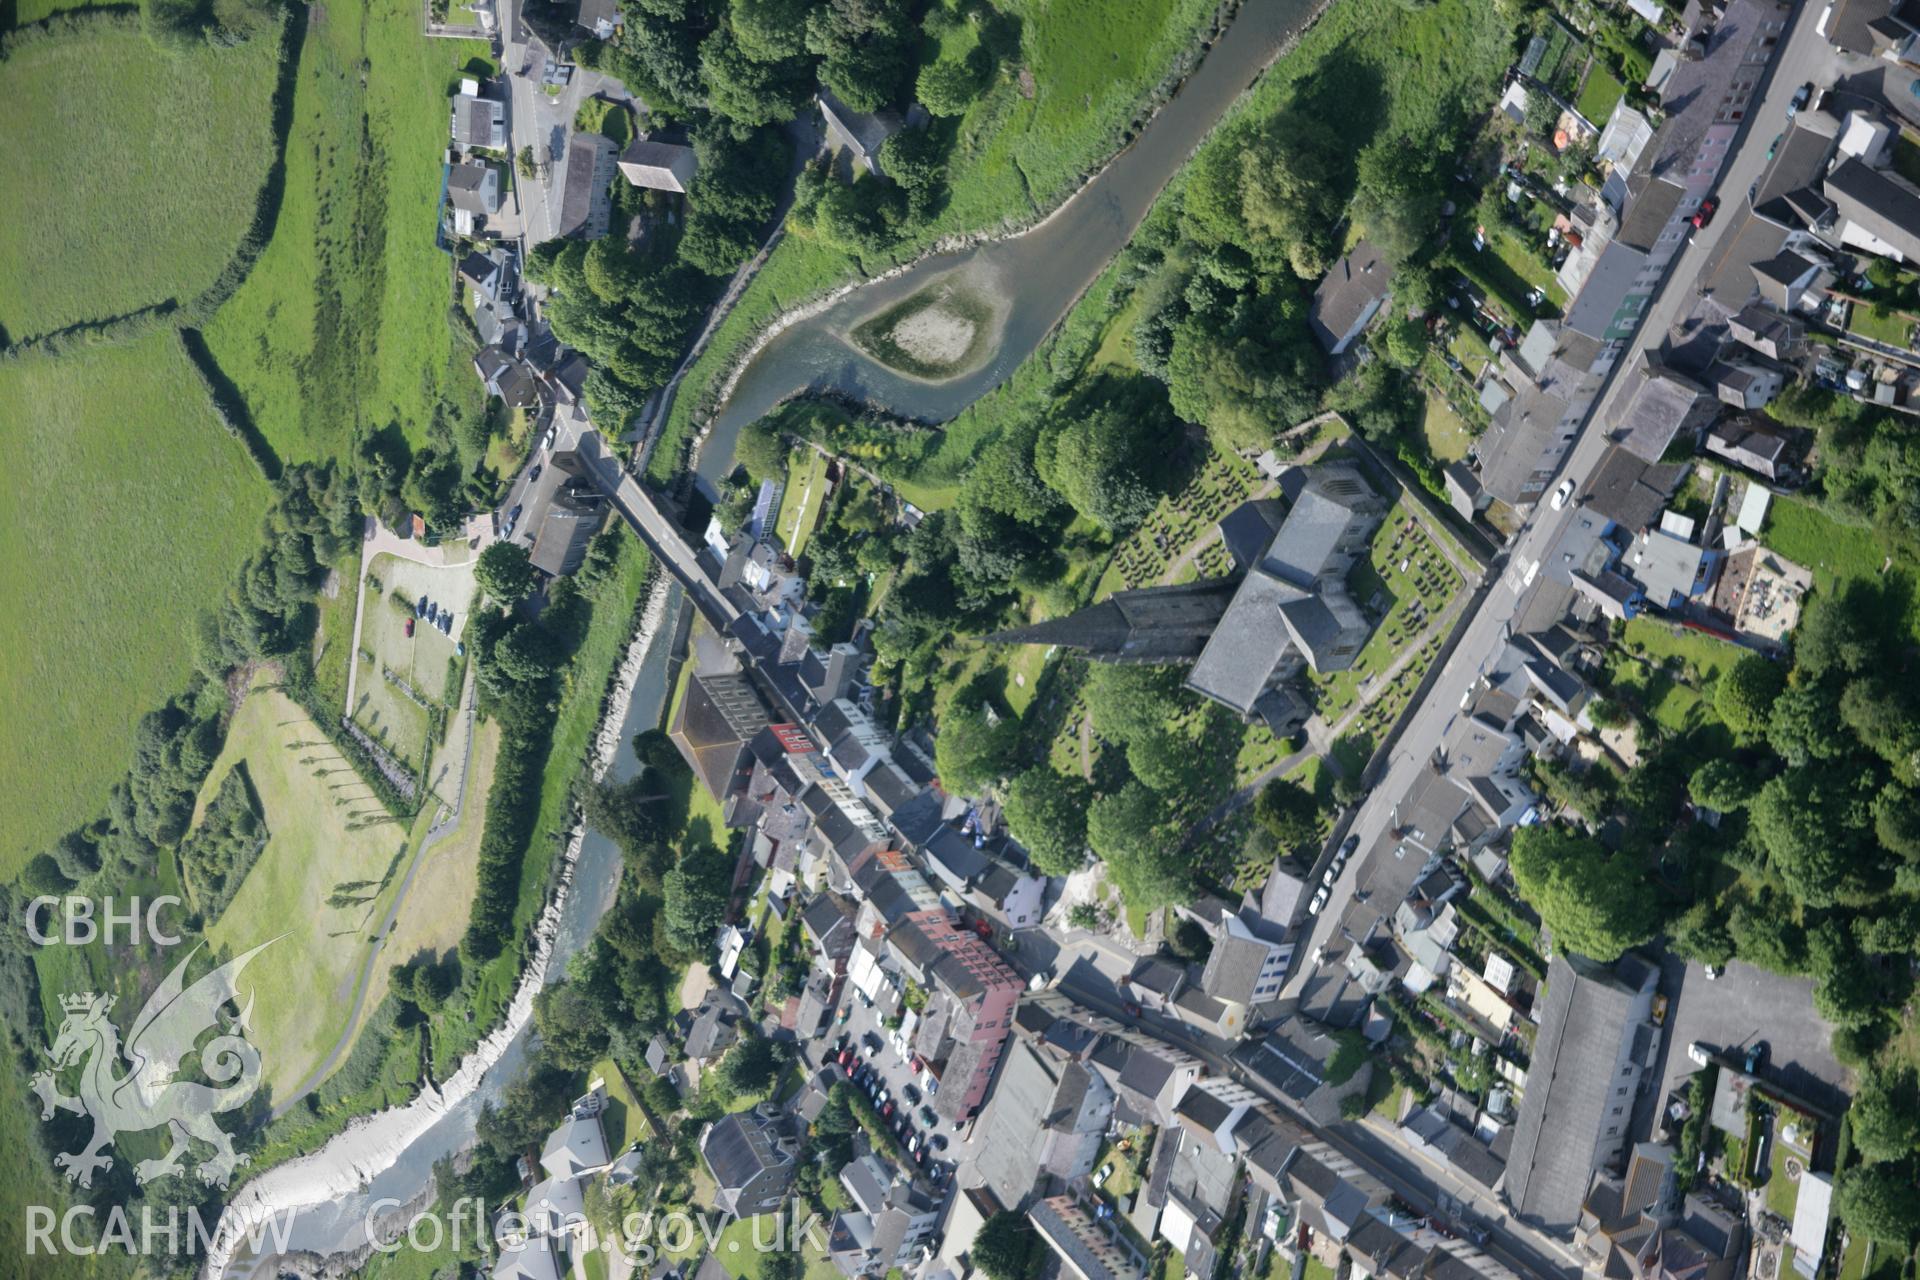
{"left": 1644, "top": 957, "right": 1850, "bottom": 1133}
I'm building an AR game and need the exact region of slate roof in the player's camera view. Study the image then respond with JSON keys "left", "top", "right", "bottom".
{"left": 617, "top": 138, "right": 697, "bottom": 193}
{"left": 1504, "top": 954, "right": 1654, "bottom": 1233}
{"left": 1201, "top": 933, "right": 1272, "bottom": 1005}
{"left": 1217, "top": 498, "right": 1286, "bottom": 574}
{"left": 988, "top": 578, "right": 1236, "bottom": 662}
{"left": 1825, "top": 156, "right": 1920, "bottom": 262}
{"left": 1309, "top": 241, "right": 1390, "bottom": 352}
{"left": 1232, "top": 1020, "right": 1345, "bottom": 1105}
{"left": 1581, "top": 447, "right": 1686, "bottom": 531}
{"left": 540, "top": 1112, "right": 609, "bottom": 1180}
{"left": 1564, "top": 242, "right": 1647, "bottom": 341}
{"left": 447, "top": 162, "right": 498, "bottom": 214}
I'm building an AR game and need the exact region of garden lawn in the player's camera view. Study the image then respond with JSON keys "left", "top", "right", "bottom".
{"left": 202, "top": 679, "right": 435, "bottom": 1100}
{"left": 0, "top": 334, "right": 271, "bottom": 875}
{"left": 1759, "top": 496, "right": 1920, "bottom": 638}
{"left": 1619, "top": 616, "right": 1742, "bottom": 684}
{"left": 203, "top": 0, "right": 492, "bottom": 463}
{"left": 1420, "top": 386, "right": 1474, "bottom": 462}
{"left": 777, "top": 448, "right": 832, "bottom": 559}
{"left": 1848, "top": 304, "right": 1913, "bottom": 348}
{"left": 0, "top": 15, "right": 284, "bottom": 339}
{"left": 1576, "top": 68, "right": 1626, "bottom": 124}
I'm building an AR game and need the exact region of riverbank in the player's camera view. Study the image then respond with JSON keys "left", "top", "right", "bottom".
{"left": 641, "top": 0, "right": 1252, "bottom": 486}
{"left": 663, "top": 0, "right": 1328, "bottom": 498}
{"left": 203, "top": 571, "right": 677, "bottom": 1279}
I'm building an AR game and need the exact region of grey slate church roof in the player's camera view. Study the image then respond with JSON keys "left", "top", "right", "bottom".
{"left": 1504, "top": 953, "right": 1657, "bottom": 1232}
{"left": 987, "top": 578, "right": 1236, "bottom": 662}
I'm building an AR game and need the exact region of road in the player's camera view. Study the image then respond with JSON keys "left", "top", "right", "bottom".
{"left": 1282, "top": 0, "right": 1829, "bottom": 1008}
{"left": 1045, "top": 960, "right": 1584, "bottom": 1280}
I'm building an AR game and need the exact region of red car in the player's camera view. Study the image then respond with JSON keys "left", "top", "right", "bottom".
{"left": 1689, "top": 197, "right": 1719, "bottom": 229}
{"left": 404, "top": 617, "right": 415, "bottom": 638}
{"left": 836, "top": 1049, "right": 852, "bottom": 1068}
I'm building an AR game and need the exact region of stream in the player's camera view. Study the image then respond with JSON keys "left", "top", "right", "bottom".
{"left": 693, "top": 0, "right": 1322, "bottom": 496}
{"left": 206, "top": 579, "right": 685, "bottom": 1279}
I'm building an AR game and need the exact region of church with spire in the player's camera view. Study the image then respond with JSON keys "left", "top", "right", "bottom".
{"left": 989, "top": 462, "right": 1388, "bottom": 735}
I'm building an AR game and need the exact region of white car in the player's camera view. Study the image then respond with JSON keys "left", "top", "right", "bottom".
{"left": 1307, "top": 887, "right": 1329, "bottom": 915}
{"left": 1550, "top": 478, "right": 1575, "bottom": 510}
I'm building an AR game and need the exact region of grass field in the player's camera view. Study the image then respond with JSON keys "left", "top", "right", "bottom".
{"left": 932, "top": 0, "right": 1219, "bottom": 233}
{"left": 0, "top": 17, "right": 284, "bottom": 340}
{"left": 203, "top": 0, "right": 492, "bottom": 462}
{"left": 201, "top": 680, "right": 435, "bottom": 1100}
{"left": 0, "top": 334, "right": 271, "bottom": 874}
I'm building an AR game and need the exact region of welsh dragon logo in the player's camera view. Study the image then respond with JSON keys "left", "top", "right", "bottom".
{"left": 30, "top": 940, "right": 276, "bottom": 1189}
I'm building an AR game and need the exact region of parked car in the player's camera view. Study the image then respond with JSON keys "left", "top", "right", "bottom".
{"left": 1789, "top": 81, "right": 1813, "bottom": 115}
{"left": 903, "top": 1084, "right": 921, "bottom": 1105}
{"left": 880, "top": 1101, "right": 894, "bottom": 1119}
{"left": 1689, "top": 196, "right": 1719, "bottom": 229}
{"left": 416, "top": 594, "right": 428, "bottom": 615}
{"left": 1551, "top": 478, "right": 1576, "bottom": 510}
{"left": 404, "top": 617, "right": 415, "bottom": 638}
{"left": 1340, "top": 834, "right": 1360, "bottom": 858}
{"left": 1308, "top": 886, "right": 1329, "bottom": 915}
{"left": 918, "top": 1105, "right": 937, "bottom": 1127}
{"left": 503, "top": 503, "right": 522, "bottom": 537}
{"left": 1093, "top": 1164, "right": 1113, "bottom": 1188}
{"left": 1767, "top": 132, "right": 1783, "bottom": 159}
{"left": 931, "top": 1134, "right": 948, "bottom": 1151}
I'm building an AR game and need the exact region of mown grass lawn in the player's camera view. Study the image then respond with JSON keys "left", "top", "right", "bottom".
{"left": 0, "top": 16, "right": 284, "bottom": 339}
{"left": 201, "top": 678, "right": 435, "bottom": 1100}
{"left": 0, "top": 334, "right": 271, "bottom": 875}
{"left": 1421, "top": 386, "right": 1475, "bottom": 462}
{"left": 1849, "top": 304, "right": 1913, "bottom": 349}
{"left": 1576, "top": 68, "right": 1626, "bottom": 124}
{"left": 204, "top": 0, "right": 492, "bottom": 463}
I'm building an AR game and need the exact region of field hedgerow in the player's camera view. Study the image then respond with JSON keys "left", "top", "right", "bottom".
{"left": 203, "top": 0, "right": 493, "bottom": 464}
{"left": 0, "top": 333, "right": 271, "bottom": 875}
{"left": 0, "top": 17, "right": 284, "bottom": 341}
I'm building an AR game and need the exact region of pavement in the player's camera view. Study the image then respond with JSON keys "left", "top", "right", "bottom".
{"left": 1281, "top": 0, "right": 1837, "bottom": 1016}
{"left": 1644, "top": 957, "right": 1850, "bottom": 1134}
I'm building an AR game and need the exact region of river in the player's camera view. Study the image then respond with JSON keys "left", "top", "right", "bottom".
{"left": 209, "top": 0, "right": 1322, "bottom": 1267}
{"left": 692, "top": 0, "right": 1321, "bottom": 496}
{"left": 209, "top": 579, "right": 685, "bottom": 1278}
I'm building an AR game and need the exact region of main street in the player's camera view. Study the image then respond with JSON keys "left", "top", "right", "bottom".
{"left": 1281, "top": 0, "right": 1831, "bottom": 1008}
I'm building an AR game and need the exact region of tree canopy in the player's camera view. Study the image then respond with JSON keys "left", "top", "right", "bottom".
{"left": 1508, "top": 825, "right": 1657, "bottom": 962}
{"left": 1003, "top": 768, "right": 1091, "bottom": 876}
